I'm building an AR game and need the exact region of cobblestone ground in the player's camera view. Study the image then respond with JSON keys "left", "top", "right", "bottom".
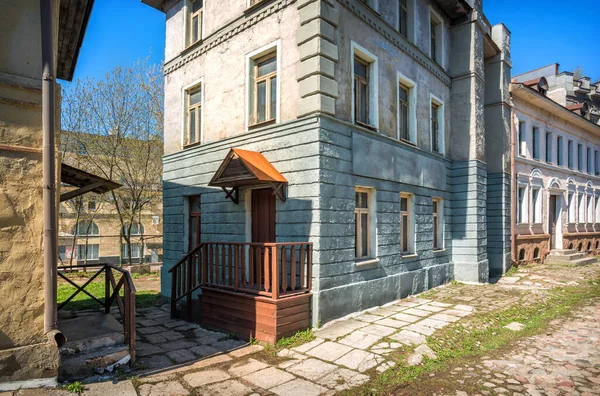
{"left": 6, "top": 263, "right": 599, "bottom": 396}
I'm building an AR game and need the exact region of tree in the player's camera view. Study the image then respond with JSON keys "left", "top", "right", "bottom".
{"left": 61, "top": 59, "right": 164, "bottom": 265}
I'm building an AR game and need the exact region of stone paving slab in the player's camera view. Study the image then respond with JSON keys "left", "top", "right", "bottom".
{"left": 286, "top": 358, "right": 338, "bottom": 380}
{"left": 337, "top": 330, "right": 382, "bottom": 349}
{"left": 306, "top": 341, "right": 353, "bottom": 362}
{"left": 182, "top": 368, "right": 230, "bottom": 387}
{"left": 270, "top": 378, "right": 328, "bottom": 396}
{"left": 242, "top": 367, "right": 295, "bottom": 389}
{"left": 197, "top": 379, "right": 253, "bottom": 396}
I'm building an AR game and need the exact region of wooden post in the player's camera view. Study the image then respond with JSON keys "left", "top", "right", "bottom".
{"left": 129, "top": 289, "right": 136, "bottom": 364}
{"left": 170, "top": 265, "right": 177, "bottom": 318}
{"left": 104, "top": 266, "right": 110, "bottom": 314}
{"left": 263, "top": 246, "right": 270, "bottom": 293}
{"left": 271, "top": 245, "right": 279, "bottom": 299}
{"left": 307, "top": 244, "right": 312, "bottom": 290}
{"left": 234, "top": 245, "right": 240, "bottom": 291}
{"left": 185, "top": 255, "right": 192, "bottom": 321}
{"left": 290, "top": 245, "right": 296, "bottom": 291}
{"left": 202, "top": 244, "right": 208, "bottom": 286}
{"left": 281, "top": 246, "right": 287, "bottom": 292}
{"left": 299, "top": 245, "right": 305, "bottom": 289}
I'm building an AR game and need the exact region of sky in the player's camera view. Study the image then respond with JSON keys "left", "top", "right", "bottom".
{"left": 68, "top": 0, "right": 600, "bottom": 84}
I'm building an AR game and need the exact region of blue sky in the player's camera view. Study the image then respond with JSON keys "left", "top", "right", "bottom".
{"left": 68, "top": 0, "right": 600, "bottom": 83}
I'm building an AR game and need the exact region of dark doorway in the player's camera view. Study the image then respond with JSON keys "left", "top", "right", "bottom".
{"left": 189, "top": 195, "right": 201, "bottom": 250}
{"left": 549, "top": 195, "right": 557, "bottom": 250}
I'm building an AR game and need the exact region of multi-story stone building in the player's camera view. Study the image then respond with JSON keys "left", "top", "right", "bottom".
{"left": 511, "top": 65, "right": 600, "bottom": 264}
{"left": 143, "top": 0, "right": 511, "bottom": 338}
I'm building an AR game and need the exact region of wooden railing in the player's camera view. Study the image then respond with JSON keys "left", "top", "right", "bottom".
{"left": 57, "top": 264, "right": 136, "bottom": 363}
{"left": 169, "top": 242, "right": 313, "bottom": 320}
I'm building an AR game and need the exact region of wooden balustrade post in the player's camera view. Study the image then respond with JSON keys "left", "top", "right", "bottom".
{"left": 123, "top": 281, "right": 130, "bottom": 342}
{"left": 129, "top": 290, "right": 136, "bottom": 364}
{"left": 202, "top": 244, "right": 208, "bottom": 286}
{"left": 170, "top": 265, "right": 177, "bottom": 318}
{"left": 307, "top": 244, "right": 312, "bottom": 290}
{"left": 105, "top": 266, "right": 111, "bottom": 314}
{"left": 271, "top": 245, "right": 279, "bottom": 299}
{"left": 185, "top": 255, "right": 193, "bottom": 321}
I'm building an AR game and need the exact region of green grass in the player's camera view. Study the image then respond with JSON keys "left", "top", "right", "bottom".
{"left": 63, "top": 381, "right": 85, "bottom": 394}
{"left": 344, "top": 277, "right": 600, "bottom": 395}
{"left": 274, "top": 328, "right": 315, "bottom": 349}
{"left": 504, "top": 265, "right": 519, "bottom": 277}
{"left": 57, "top": 281, "right": 164, "bottom": 311}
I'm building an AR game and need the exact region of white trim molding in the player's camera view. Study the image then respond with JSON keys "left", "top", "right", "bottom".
{"left": 397, "top": 71, "right": 417, "bottom": 144}
{"left": 351, "top": 41, "right": 379, "bottom": 130}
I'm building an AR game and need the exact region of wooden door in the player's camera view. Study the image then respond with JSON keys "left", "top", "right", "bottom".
{"left": 189, "top": 195, "right": 201, "bottom": 250}
{"left": 252, "top": 188, "right": 276, "bottom": 243}
{"left": 549, "top": 195, "right": 557, "bottom": 250}
{"left": 251, "top": 188, "right": 276, "bottom": 289}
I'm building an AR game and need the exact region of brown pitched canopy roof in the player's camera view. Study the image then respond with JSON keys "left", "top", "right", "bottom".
{"left": 60, "top": 163, "right": 121, "bottom": 202}
{"left": 209, "top": 148, "right": 287, "bottom": 188}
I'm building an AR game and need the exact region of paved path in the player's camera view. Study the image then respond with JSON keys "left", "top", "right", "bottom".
{"left": 397, "top": 301, "right": 600, "bottom": 396}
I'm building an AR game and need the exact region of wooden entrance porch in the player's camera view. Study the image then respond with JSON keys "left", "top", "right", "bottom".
{"left": 170, "top": 242, "right": 312, "bottom": 344}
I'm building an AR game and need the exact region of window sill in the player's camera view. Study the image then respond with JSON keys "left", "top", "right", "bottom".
{"left": 249, "top": 119, "right": 276, "bottom": 130}
{"left": 432, "top": 249, "right": 446, "bottom": 253}
{"left": 400, "top": 253, "right": 418, "bottom": 259}
{"left": 244, "top": 0, "right": 275, "bottom": 14}
{"left": 181, "top": 39, "right": 204, "bottom": 56}
{"left": 399, "top": 138, "right": 416, "bottom": 146}
{"left": 355, "top": 121, "right": 378, "bottom": 132}
{"left": 183, "top": 142, "right": 202, "bottom": 150}
{"left": 355, "top": 258, "right": 380, "bottom": 267}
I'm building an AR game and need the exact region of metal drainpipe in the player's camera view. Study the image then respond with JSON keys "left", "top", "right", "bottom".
{"left": 41, "top": 0, "right": 61, "bottom": 344}
{"left": 509, "top": 83, "right": 517, "bottom": 266}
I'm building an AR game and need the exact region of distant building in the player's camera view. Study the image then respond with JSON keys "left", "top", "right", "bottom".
{"left": 143, "top": 0, "right": 512, "bottom": 339}
{"left": 511, "top": 64, "right": 600, "bottom": 263}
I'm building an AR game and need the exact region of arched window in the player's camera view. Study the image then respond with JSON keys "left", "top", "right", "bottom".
{"left": 74, "top": 221, "right": 99, "bottom": 236}
{"left": 533, "top": 247, "right": 540, "bottom": 259}
{"left": 518, "top": 249, "right": 526, "bottom": 261}
{"left": 122, "top": 222, "right": 144, "bottom": 236}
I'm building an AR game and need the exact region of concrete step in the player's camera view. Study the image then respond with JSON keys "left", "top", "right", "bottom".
{"left": 545, "top": 253, "right": 586, "bottom": 263}
{"left": 545, "top": 256, "right": 598, "bottom": 266}
{"left": 59, "top": 344, "right": 130, "bottom": 381}
{"left": 59, "top": 313, "right": 125, "bottom": 355}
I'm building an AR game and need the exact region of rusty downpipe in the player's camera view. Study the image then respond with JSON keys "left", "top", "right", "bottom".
{"left": 509, "top": 80, "right": 517, "bottom": 266}
{"left": 41, "top": 0, "right": 62, "bottom": 345}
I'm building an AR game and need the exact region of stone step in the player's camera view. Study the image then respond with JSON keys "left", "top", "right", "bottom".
{"left": 59, "top": 344, "right": 130, "bottom": 381}
{"left": 547, "top": 249, "right": 577, "bottom": 255}
{"left": 545, "top": 256, "right": 597, "bottom": 266}
{"left": 60, "top": 331, "right": 124, "bottom": 356}
{"left": 545, "top": 253, "right": 586, "bottom": 263}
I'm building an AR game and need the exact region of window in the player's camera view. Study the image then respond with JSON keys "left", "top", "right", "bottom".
{"left": 247, "top": 42, "right": 280, "bottom": 130}
{"left": 587, "top": 147, "right": 592, "bottom": 174}
{"left": 188, "top": 0, "right": 203, "bottom": 46}
{"left": 152, "top": 215, "right": 160, "bottom": 225}
{"left": 398, "top": 83, "right": 410, "bottom": 141}
{"left": 596, "top": 196, "right": 600, "bottom": 223}
{"left": 123, "top": 222, "right": 144, "bottom": 236}
{"left": 123, "top": 243, "right": 142, "bottom": 260}
{"left": 532, "top": 187, "right": 542, "bottom": 224}
{"left": 578, "top": 193, "right": 585, "bottom": 223}
{"left": 398, "top": 0, "right": 408, "bottom": 37}
{"left": 430, "top": 95, "right": 444, "bottom": 154}
{"left": 517, "top": 185, "right": 527, "bottom": 224}
{"left": 354, "top": 56, "right": 370, "bottom": 126}
{"left": 352, "top": 43, "right": 378, "bottom": 129}
{"left": 88, "top": 200, "right": 96, "bottom": 211}
{"left": 578, "top": 143, "right": 583, "bottom": 171}
{"left": 77, "top": 142, "right": 87, "bottom": 156}
{"left": 595, "top": 150, "right": 599, "bottom": 176}
{"left": 432, "top": 198, "right": 443, "bottom": 250}
{"left": 556, "top": 136, "right": 564, "bottom": 166}
{"left": 75, "top": 221, "right": 99, "bottom": 236}
{"left": 532, "top": 126, "right": 540, "bottom": 160}
{"left": 185, "top": 84, "right": 202, "bottom": 146}
{"left": 400, "top": 194, "right": 413, "bottom": 254}
{"left": 587, "top": 194, "right": 593, "bottom": 223}
{"left": 78, "top": 244, "right": 99, "bottom": 261}
{"left": 253, "top": 52, "right": 277, "bottom": 125}
{"left": 518, "top": 121, "right": 526, "bottom": 156}
{"left": 545, "top": 131, "right": 552, "bottom": 163}
{"left": 568, "top": 192, "right": 575, "bottom": 224}
{"left": 429, "top": 11, "right": 442, "bottom": 65}
{"left": 355, "top": 188, "right": 372, "bottom": 259}
{"left": 568, "top": 140, "right": 574, "bottom": 168}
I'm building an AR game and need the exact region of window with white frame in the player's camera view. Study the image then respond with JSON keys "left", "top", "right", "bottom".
{"left": 429, "top": 10, "right": 443, "bottom": 66}
{"left": 578, "top": 143, "right": 583, "bottom": 171}
{"left": 398, "top": 0, "right": 413, "bottom": 39}
{"left": 123, "top": 243, "right": 143, "bottom": 260}
{"left": 188, "top": 0, "right": 203, "bottom": 46}
{"left": 518, "top": 120, "right": 526, "bottom": 156}
{"left": 596, "top": 195, "right": 600, "bottom": 223}
{"left": 122, "top": 222, "right": 144, "bottom": 236}
{"left": 532, "top": 126, "right": 540, "bottom": 160}
{"left": 578, "top": 193, "right": 585, "bottom": 223}
{"left": 532, "top": 187, "right": 542, "bottom": 224}
{"left": 352, "top": 42, "right": 378, "bottom": 129}
{"left": 152, "top": 215, "right": 160, "bottom": 225}
{"left": 556, "top": 136, "right": 564, "bottom": 166}
{"left": 400, "top": 193, "right": 414, "bottom": 254}
{"left": 568, "top": 140, "right": 574, "bottom": 168}
{"left": 568, "top": 191, "right": 576, "bottom": 224}
{"left": 185, "top": 84, "right": 202, "bottom": 146}
{"left": 397, "top": 73, "right": 416, "bottom": 143}
{"left": 75, "top": 221, "right": 99, "bottom": 236}
{"left": 430, "top": 95, "right": 444, "bottom": 154}
{"left": 88, "top": 200, "right": 97, "bottom": 211}
{"left": 432, "top": 198, "right": 443, "bottom": 250}
{"left": 78, "top": 244, "right": 99, "bottom": 261}
{"left": 587, "top": 147, "right": 592, "bottom": 174}
{"left": 355, "top": 188, "right": 373, "bottom": 259}
{"left": 587, "top": 193, "right": 593, "bottom": 223}
{"left": 517, "top": 184, "right": 527, "bottom": 224}
{"left": 545, "top": 131, "right": 552, "bottom": 163}
{"left": 595, "top": 150, "right": 599, "bottom": 176}
{"left": 250, "top": 51, "right": 277, "bottom": 126}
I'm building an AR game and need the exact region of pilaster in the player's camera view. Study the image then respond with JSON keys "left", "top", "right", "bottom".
{"left": 296, "top": 0, "right": 339, "bottom": 117}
